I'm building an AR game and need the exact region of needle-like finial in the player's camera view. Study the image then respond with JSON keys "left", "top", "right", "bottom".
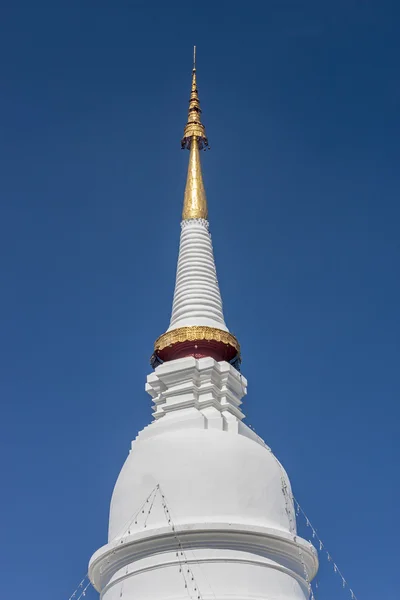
{"left": 181, "top": 47, "right": 208, "bottom": 150}
{"left": 181, "top": 47, "right": 209, "bottom": 220}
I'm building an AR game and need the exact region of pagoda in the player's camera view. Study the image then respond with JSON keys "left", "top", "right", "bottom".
{"left": 89, "top": 51, "right": 318, "bottom": 600}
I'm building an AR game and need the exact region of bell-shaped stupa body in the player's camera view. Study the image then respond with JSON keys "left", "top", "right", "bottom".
{"left": 89, "top": 52, "right": 318, "bottom": 600}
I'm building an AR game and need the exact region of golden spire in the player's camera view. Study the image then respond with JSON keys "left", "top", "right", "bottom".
{"left": 150, "top": 49, "right": 241, "bottom": 370}
{"left": 181, "top": 46, "right": 209, "bottom": 220}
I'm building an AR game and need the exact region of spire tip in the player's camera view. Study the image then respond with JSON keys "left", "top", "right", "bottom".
{"left": 181, "top": 46, "right": 208, "bottom": 150}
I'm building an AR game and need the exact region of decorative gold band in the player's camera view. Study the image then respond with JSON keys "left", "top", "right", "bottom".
{"left": 154, "top": 326, "right": 240, "bottom": 354}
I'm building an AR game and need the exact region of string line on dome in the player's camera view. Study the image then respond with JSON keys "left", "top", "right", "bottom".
{"left": 158, "top": 485, "right": 217, "bottom": 600}
{"left": 159, "top": 485, "right": 206, "bottom": 600}
{"left": 117, "top": 484, "right": 160, "bottom": 539}
{"left": 293, "top": 498, "right": 359, "bottom": 600}
{"left": 243, "top": 419, "right": 359, "bottom": 599}
{"left": 143, "top": 485, "right": 159, "bottom": 528}
{"left": 68, "top": 576, "right": 92, "bottom": 600}
{"left": 68, "top": 573, "right": 90, "bottom": 600}
{"left": 118, "top": 564, "right": 130, "bottom": 599}
{"left": 295, "top": 534, "right": 315, "bottom": 600}
{"left": 68, "top": 445, "right": 359, "bottom": 600}
{"left": 160, "top": 486, "right": 216, "bottom": 600}
{"left": 75, "top": 580, "right": 92, "bottom": 600}
{"left": 98, "top": 485, "right": 160, "bottom": 578}
{"left": 281, "top": 476, "right": 296, "bottom": 535}
{"left": 67, "top": 488, "right": 161, "bottom": 600}
{"left": 68, "top": 484, "right": 212, "bottom": 600}
{"left": 175, "top": 533, "right": 218, "bottom": 600}
{"left": 280, "top": 476, "right": 315, "bottom": 600}
{"left": 241, "top": 378, "right": 359, "bottom": 600}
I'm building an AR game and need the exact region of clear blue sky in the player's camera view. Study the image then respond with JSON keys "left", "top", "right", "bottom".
{"left": 0, "top": 1, "right": 398, "bottom": 598}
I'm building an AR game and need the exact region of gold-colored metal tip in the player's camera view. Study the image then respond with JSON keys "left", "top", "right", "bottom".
{"left": 182, "top": 136, "right": 208, "bottom": 220}
{"left": 181, "top": 54, "right": 208, "bottom": 150}
{"left": 181, "top": 52, "right": 209, "bottom": 220}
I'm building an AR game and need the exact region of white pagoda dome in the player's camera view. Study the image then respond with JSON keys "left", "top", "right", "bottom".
{"left": 89, "top": 51, "right": 318, "bottom": 600}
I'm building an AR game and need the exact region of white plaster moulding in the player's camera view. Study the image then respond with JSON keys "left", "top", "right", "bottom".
{"left": 102, "top": 556, "right": 310, "bottom": 599}
{"left": 168, "top": 218, "right": 229, "bottom": 332}
{"left": 89, "top": 522, "right": 318, "bottom": 591}
{"left": 146, "top": 357, "right": 247, "bottom": 422}
{"left": 153, "top": 397, "right": 244, "bottom": 420}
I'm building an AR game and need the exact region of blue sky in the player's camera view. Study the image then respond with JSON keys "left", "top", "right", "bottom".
{"left": 0, "top": 1, "right": 398, "bottom": 598}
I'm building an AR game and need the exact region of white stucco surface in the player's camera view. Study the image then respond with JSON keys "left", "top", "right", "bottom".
{"left": 89, "top": 358, "right": 318, "bottom": 600}
{"left": 168, "top": 219, "right": 229, "bottom": 332}
{"left": 108, "top": 427, "right": 292, "bottom": 540}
